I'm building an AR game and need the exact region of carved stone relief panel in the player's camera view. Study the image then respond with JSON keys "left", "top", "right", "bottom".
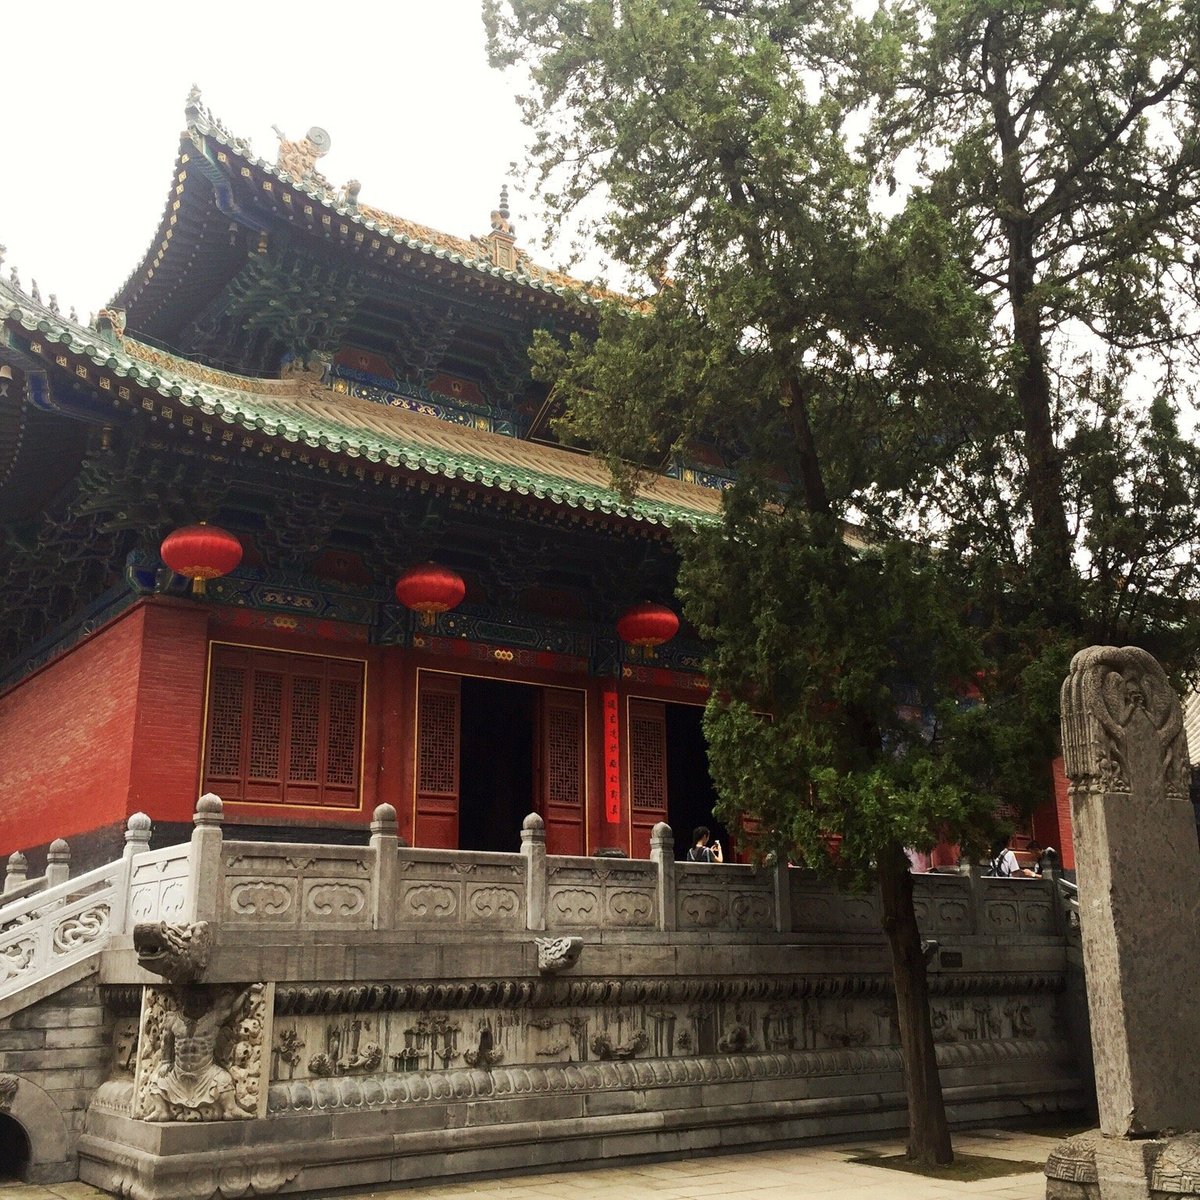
{"left": 132, "top": 982, "right": 273, "bottom": 1121}
{"left": 393, "top": 858, "right": 526, "bottom": 930}
{"left": 222, "top": 851, "right": 373, "bottom": 929}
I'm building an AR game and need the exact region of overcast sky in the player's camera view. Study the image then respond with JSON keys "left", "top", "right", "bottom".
{"left": 0, "top": 2, "right": 576, "bottom": 321}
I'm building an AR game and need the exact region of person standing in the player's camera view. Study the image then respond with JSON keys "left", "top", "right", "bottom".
{"left": 687, "top": 826, "right": 723, "bottom": 863}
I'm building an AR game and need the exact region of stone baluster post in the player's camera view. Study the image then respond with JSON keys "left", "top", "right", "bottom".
{"left": 1060, "top": 645, "right": 1200, "bottom": 1137}
{"left": 113, "top": 813, "right": 152, "bottom": 934}
{"left": 773, "top": 856, "right": 792, "bottom": 934}
{"left": 521, "top": 812, "right": 547, "bottom": 931}
{"left": 124, "top": 812, "right": 152, "bottom": 859}
{"left": 650, "top": 822, "right": 676, "bottom": 932}
{"left": 186, "top": 794, "right": 225, "bottom": 925}
{"left": 3, "top": 851, "right": 27, "bottom": 895}
{"left": 369, "top": 803, "right": 398, "bottom": 932}
{"left": 44, "top": 839, "right": 71, "bottom": 888}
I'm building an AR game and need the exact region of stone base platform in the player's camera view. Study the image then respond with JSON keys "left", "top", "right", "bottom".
{"left": 1046, "top": 1130, "right": 1200, "bottom": 1199}
{"left": 78, "top": 1052, "right": 1086, "bottom": 1200}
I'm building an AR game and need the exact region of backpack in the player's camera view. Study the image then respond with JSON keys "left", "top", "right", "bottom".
{"left": 687, "top": 846, "right": 713, "bottom": 863}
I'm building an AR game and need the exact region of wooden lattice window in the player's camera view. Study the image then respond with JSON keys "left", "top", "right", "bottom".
{"left": 203, "top": 645, "right": 364, "bottom": 808}
{"left": 546, "top": 704, "right": 583, "bottom": 806}
{"left": 629, "top": 702, "right": 668, "bottom": 811}
{"left": 417, "top": 689, "right": 459, "bottom": 795}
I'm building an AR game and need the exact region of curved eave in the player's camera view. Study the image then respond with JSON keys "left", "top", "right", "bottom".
{"left": 0, "top": 295, "right": 720, "bottom": 534}
{"left": 111, "top": 118, "right": 613, "bottom": 340}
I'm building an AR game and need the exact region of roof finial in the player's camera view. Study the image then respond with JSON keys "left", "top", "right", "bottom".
{"left": 30, "top": 279, "right": 40, "bottom": 304}
{"left": 185, "top": 84, "right": 203, "bottom": 124}
{"left": 0, "top": 246, "right": 5, "bottom": 271}
{"left": 8, "top": 267, "right": 18, "bottom": 291}
{"left": 48, "top": 294, "right": 60, "bottom": 316}
{"left": 490, "top": 187, "right": 515, "bottom": 237}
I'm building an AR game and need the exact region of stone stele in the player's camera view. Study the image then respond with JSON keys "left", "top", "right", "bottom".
{"left": 1046, "top": 645, "right": 1200, "bottom": 1200}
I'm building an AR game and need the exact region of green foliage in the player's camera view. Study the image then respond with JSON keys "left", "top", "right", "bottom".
{"left": 487, "top": 0, "right": 1200, "bottom": 859}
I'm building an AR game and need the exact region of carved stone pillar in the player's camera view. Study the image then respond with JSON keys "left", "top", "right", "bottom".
{"left": 650, "top": 821, "right": 676, "bottom": 932}
{"left": 1060, "top": 645, "right": 1200, "bottom": 1137}
{"left": 521, "top": 812, "right": 547, "bottom": 932}
{"left": 186, "top": 794, "right": 225, "bottom": 925}
{"left": 369, "top": 803, "right": 398, "bottom": 932}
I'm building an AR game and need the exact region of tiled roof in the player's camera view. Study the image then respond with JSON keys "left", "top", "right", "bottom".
{"left": 0, "top": 281, "right": 720, "bottom": 529}
{"left": 112, "top": 98, "right": 622, "bottom": 315}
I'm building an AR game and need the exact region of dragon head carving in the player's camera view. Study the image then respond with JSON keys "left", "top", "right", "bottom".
{"left": 133, "top": 920, "right": 212, "bottom": 984}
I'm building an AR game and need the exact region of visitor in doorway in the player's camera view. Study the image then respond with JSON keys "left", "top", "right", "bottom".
{"left": 1025, "top": 840, "right": 1044, "bottom": 876}
{"left": 987, "top": 835, "right": 1037, "bottom": 878}
{"left": 687, "top": 826, "right": 723, "bottom": 863}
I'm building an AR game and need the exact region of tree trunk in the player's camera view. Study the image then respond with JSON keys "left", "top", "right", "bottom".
{"left": 878, "top": 841, "right": 953, "bottom": 1165}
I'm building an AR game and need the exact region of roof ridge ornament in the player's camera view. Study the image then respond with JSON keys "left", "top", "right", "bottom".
{"left": 273, "top": 124, "right": 333, "bottom": 193}
{"left": 484, "top": 184, "right": 518, "bottom": 270}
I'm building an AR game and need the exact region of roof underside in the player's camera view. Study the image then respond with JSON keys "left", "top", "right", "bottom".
{"left": 0, "top": 283, "right": 722, "bottom": 530}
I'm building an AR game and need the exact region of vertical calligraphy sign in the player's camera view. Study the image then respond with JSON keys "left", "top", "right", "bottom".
{"left": 603, "top": 688, "right": 621, "bottom": 823}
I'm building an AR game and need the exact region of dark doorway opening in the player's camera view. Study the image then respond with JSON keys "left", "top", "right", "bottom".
{"left": 665, "top": 703, "right": 726, "bottom": 862}
{"left": 459, "top": 677, "right": 536, "bottom": 853}
{"left": 0, "top": 1113, "right": 30, "bottom": 1181}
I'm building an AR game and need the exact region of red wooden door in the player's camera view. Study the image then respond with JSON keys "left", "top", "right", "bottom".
{"left": 538, "top": 688, "right": 586, "bottom": 855}
{"left": 414, "top": 672, "right": 460, "bottom": 848}
{"left": 628, "top": 699, "right": 668, "bottom": 858}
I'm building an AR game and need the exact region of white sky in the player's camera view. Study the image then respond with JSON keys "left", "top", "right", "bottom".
{"left": 0, "top": 1, "right": 574, "bottom": 321}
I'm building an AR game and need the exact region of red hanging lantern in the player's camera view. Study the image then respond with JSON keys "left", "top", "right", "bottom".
{"left": 617, "top": 601, "right": 679, "bottom": 658}
{"left": 160, "top": 522, "right": 243, "bottom": 595}
{"left": 395, "top": 562, "right": 466, "bottom": 627}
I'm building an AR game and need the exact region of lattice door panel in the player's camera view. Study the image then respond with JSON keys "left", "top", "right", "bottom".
{"left": 628, "top": 699, "right": 668, "bottom": 858}
{"left": 414, "top": 672, "right": 461, "bottom": 849}
{"left": 540, "top": 689, "right": 585, "bottom": 855}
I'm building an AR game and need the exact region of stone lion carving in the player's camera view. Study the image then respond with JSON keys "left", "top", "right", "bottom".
{"left": 134, "top": 920, "right": 212, "bottom": 984}
{"left": 0, "top": 1073, "right": 17, "bottom": 1111}
{"left": 535, "top": 936, "right": 583, "bottom": 974}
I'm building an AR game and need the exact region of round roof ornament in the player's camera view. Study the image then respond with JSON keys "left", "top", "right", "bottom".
{"left": 306, "top": 127, "right": 332, "bottom": 156}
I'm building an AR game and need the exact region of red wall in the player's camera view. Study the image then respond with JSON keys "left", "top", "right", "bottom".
{"left": 126, "top": 602, "right": 211, "bottom": 824}
{"left": 1032, "top": 756, "right": 1075, "bottom": 870}
{"left": 0, "top": 606, "right": 146, "bottom": 853}
{"left": 0, "top": 599, "right": 213, "bottom": 855}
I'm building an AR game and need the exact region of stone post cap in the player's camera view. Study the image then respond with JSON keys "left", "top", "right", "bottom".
{"left": 194, "top": 794, "right": 225, "bottom": 826}
{"left": 650, "top": 822, "right": 673, "bottom": 847}
{"left": 521, "top": 812, "right": 546, "bottom": 843}
{"left": 46, "top": 838, "right": 70, "bottom": 862}
{"left": 125, "top": 812, "right": 152, "bottom": 843}
{"left": 5, "top": 850, "right": 27, "bottom": 872}
{"left": 370, "top": 803, "right": 399, "bottom": 837}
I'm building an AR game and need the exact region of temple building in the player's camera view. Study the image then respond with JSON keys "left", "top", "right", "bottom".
{"left": 0, "top": 94, "right": 731, "bottom": 870}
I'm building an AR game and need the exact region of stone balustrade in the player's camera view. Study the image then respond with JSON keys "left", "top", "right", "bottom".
{"left": 122, "top": 795, "right": 1068, "bottom": 943}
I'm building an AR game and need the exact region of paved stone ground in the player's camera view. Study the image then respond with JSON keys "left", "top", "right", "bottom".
{"left": 0, "top": 1129, "right": 1058, "bottom": 1199}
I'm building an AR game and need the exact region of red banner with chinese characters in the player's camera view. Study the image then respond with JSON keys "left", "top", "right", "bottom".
{"left": 603, "top": 688, "right": 621, "bottom": 823}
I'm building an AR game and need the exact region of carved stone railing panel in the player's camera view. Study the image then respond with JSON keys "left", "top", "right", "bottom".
{"left": 127, "top": 846, "right": 191, "bottom": 925}
{"left": 391, "top": 849, "right": 526, "bottom": 931}
{"left": 546, "top": 857, "right": 658, "bottom": 930}
{"left": 911, "top": 872, "right": 976, "bottom": 937}
{"left": 980, "top": 877, "right": 1058, "bottom": 936}
{"left": 221, "top": 843, "right": 374, "bottom": 929}
{"left": 787, "top": 874, "right": 879, "bottom": 934}
{"left": 675, "top": 863, "right": 775, "bottom": 932}
{"left": 0, "top": 857, "right": 129, "bottom": 1001}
